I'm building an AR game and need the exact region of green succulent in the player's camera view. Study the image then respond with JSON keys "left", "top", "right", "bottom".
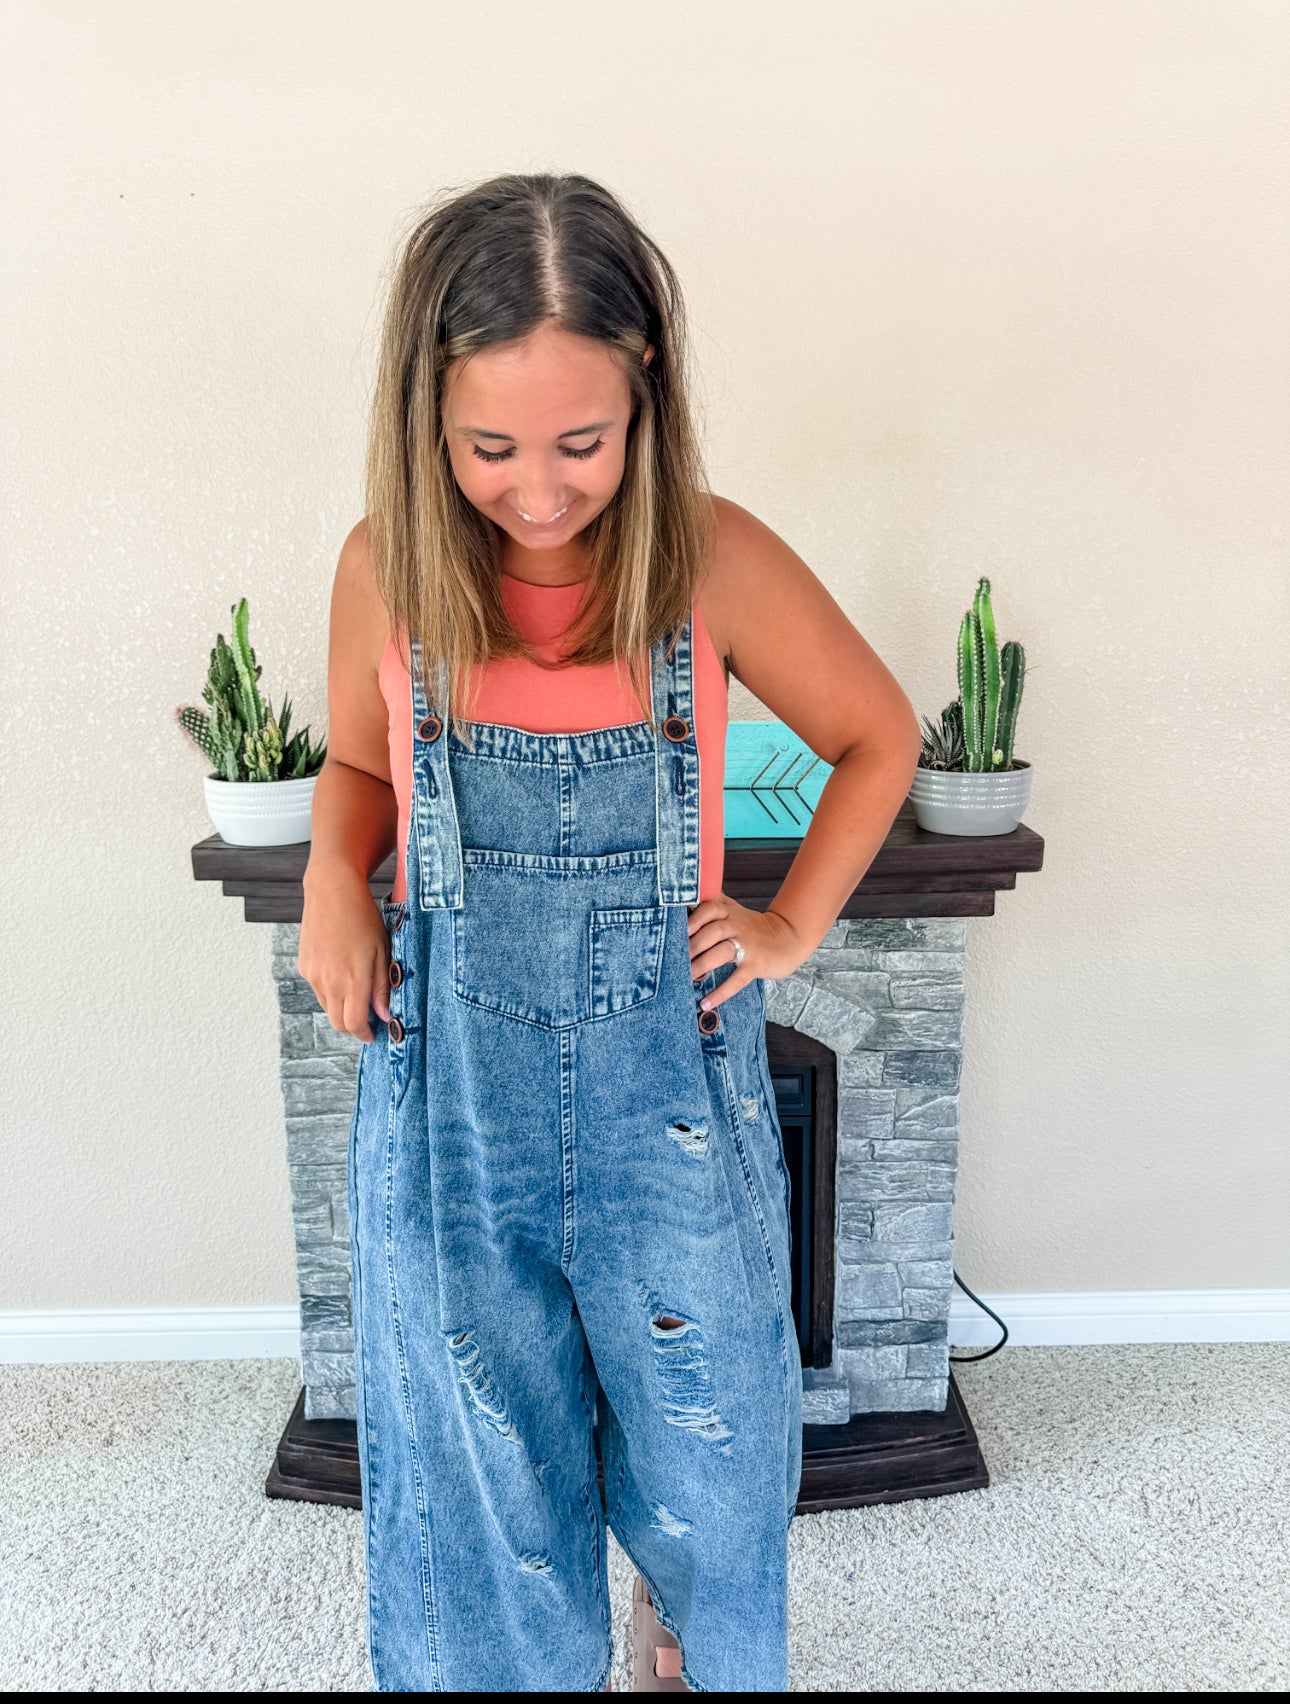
{"left": 918, "top": 698, "right": 966, "bottom": 771}
{"left": 176, "top": 597, "right": 326, "bottom": 783}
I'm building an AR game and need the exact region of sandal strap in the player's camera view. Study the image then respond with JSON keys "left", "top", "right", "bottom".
{"left": 630, "top": 1575, "right": 689, "bottom": 1692}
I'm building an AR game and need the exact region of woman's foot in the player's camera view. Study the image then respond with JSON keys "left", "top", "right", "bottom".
{"left": 630, "top": 1574, "right": 689, "bottom": 1692}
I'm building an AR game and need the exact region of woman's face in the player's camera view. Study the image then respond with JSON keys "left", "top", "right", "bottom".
{"left": 442, "top": 321, "right": 647, "bottom": 558}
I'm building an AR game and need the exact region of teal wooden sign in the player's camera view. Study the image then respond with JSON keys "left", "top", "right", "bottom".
{"left": 723, "top": 720, "right": 830, "bottom": 837}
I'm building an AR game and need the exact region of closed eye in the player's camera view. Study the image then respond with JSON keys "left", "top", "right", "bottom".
{"left": 471, "top": 438, "right": 605, "bottom": 465}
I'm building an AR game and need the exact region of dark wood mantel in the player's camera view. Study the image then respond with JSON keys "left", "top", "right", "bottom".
{"left": 191, "top": 803, "right": 1044, "bottom": 922}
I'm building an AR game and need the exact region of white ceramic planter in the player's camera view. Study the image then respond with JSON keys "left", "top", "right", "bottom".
{"left": 908, "top": 759, "right": 1032, "bottom": 837}
{"left": 203, "top": 774, "right": 317, "bottom": 847}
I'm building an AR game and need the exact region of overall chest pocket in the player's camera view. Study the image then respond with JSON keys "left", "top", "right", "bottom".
{"left": 450, "top": 852, "right": 668, "bottom": 1029}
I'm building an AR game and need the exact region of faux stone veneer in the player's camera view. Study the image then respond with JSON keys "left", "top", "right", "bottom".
{"left": 270, "top": 914, "right": 966, "bottom": 1425}
{"left": 272, "top": 929, "right": 363, "bottom": 1421}
{"left": 765, "top": 916, "right": 965, "bottom": 1425}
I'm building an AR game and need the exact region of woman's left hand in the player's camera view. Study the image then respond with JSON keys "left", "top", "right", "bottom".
{"left": 687, "top": 894, "right": 807, "bottom": 1012}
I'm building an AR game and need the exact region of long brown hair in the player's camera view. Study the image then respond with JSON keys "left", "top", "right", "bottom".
{"left": 365, "top": 173, "right": 715, "bottom": 730}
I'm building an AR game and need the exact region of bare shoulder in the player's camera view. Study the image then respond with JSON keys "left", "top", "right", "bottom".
{"left": 332, "top": 517, "right": 390, "bottom": 677}
{"left": 326, "top": 517, "right": 396, "bottom": 783}
{"left": 696, "top": 495, "right": 821, "bottom": 670}
{"left": 696, "top": 495, "right": 921, "bottom": 768}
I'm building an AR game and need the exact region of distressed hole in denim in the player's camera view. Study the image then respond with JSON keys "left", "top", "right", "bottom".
{"left": 651, "top": 1503, "right": 692, "bottom": 1538}
{"left": 648, "top": 1312, "right": 732, "bottom": 1444}
{"left": 740, "top": 1093, "right": 762, "bottom": 1122}
{"left": 520, "top": 1553, "right": 553, "bottom": 1574}
{"left": 445, "top": 1330, "right": 522, "bottom": 1445}
{"left": 666, "top": 1120, "right": 709, "bottom": 1158}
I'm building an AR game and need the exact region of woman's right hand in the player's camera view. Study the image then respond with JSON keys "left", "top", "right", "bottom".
{"left": 298, "top": 867, "right": 392, "bottom": 1044}
{"left": 299, "top": 519, "right": 403, "bottom": 1041}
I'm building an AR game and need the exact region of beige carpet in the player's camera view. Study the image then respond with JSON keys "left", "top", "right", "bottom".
{"left": 1, "top": 1344, "right": 1286, "bottom": 1691}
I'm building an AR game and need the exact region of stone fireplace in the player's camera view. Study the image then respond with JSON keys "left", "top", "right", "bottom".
{"left": 196, "top": 806, "right": 1041, "bottom": 1507}
{"left": 270, "top": 912, "right": 967, "bottom": 1430}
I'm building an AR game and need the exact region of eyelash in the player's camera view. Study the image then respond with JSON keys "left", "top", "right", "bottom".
{"left": 471, "top": 438, "right": 605, "bottom": 465}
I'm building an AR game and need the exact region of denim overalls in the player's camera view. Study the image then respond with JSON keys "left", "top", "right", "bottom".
{"left": 347, "top": 612, "right": 803, "bottom": 1692}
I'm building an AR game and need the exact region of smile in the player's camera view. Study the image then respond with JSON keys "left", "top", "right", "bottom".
{"left": 517, "top": 505, "right": 569, "bottom": 525}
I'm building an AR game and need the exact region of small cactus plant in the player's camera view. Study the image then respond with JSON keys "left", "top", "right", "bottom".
{"left": 177, "top": 598, "right": 326, "bottom": 782}
{"left": 919, "top": 578, "right": 1026, "bottom": 772}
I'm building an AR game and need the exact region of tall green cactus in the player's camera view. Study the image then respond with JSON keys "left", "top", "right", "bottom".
{"left": 176, "top": 598, "right": 326, "bottom": 782}
{"left": 956, "top": 610, "right": 981, "bottom": 769}
{"left": 228, "top": 597, "right": 267, "bottom": 736}
{"left": 974, "top": 578, "right": 1001, "bottom": 768}
{"left": 997, "top": 639, "right": 1025, "bottom": 767}
{"left": 955, "top": 577, "right": 1025, "bottom": 772}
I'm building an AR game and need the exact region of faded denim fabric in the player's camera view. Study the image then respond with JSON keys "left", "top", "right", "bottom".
{"left": 347, "top": 614, "right": 803, "bottom": 1692}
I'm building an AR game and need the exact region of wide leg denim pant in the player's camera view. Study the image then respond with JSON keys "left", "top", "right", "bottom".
{"left": 347, "top": 617, "right": 803, "bottom": 1691}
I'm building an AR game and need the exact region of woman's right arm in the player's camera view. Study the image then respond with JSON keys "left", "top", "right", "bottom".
{"left": 298, "top": 520, "right": 399, "bottom": 1043}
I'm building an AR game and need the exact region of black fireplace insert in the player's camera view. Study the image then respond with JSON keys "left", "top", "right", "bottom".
{"left": 765, "top": 1022, "right": 837, "bottom": 1371}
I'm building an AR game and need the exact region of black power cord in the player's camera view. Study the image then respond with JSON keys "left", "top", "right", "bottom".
{"left": 948, "top": 1268, "right": 1009, "bottom": 1363}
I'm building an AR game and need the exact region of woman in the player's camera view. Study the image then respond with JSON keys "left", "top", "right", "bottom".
{"left": 299, "top": 173, "right": 921, "bottom": 1692}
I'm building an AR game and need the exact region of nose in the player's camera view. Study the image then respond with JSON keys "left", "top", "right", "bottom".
{"left": 514, "top": 490, "right": 569, "bottom": 522}
{"left": 510, "top": 454, "right": 572, "bottom": 522}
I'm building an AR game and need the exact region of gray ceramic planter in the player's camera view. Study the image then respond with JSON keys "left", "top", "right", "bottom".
{"left": 203, "top": 774, "right": 317, "bottom": 846}
{"left": 908, "top": 759, "right": 1032, "bottom": 836}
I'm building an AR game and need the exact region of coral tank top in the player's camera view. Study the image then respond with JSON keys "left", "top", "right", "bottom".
{"left": 378, "top": 574, "right": 728, "bottom": 905}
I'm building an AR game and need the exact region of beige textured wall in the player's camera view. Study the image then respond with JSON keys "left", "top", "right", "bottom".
{"left": 3, "top": 1, "right": 1286, "bottom": 1312}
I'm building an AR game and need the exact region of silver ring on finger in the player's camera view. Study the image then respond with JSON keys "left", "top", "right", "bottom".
{"left": 729, "top": 935, "right": 746, "bottom": 967}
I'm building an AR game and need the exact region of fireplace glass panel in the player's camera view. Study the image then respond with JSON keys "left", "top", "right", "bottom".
{"left": 770, "top": 1063, "right": 815, "bottom": 1363}
{"left": 766, "top": 1024, "right": 837, "bottom": 1370}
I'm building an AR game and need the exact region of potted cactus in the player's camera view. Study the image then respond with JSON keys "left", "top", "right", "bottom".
{"left": 177, "top": 597, "right": 326, "bottom": 846}
{"left": 908, "top": 577, "right": 1032, "bottom": 836}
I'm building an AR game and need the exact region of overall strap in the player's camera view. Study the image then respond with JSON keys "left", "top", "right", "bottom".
{"left": 408, "top": 637, "right": 464, "bottom": 910}
{"left": 650, "top": 612, "right": 702, "bottom": 906}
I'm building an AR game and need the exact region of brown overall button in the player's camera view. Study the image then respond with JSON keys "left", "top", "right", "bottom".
{"left": 388, "top": 1016, "right": 406, "bottom": 1045}
{"left": 417, "top": 714, "right": 443, "bottom": 743}
{"left": 697, "top": 1006, "right": 721, "bottom": 1034}
{"left": 662, "top": 715, "right": 690, "bottom": 743}
{"left": 388, "top": 960, "right": 404, "bottom": 989}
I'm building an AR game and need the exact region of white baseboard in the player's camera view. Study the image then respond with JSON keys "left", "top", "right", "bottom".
{"left": 0, "top": 1306, "right": 301, "bottom": 1364}
{"left": 949, "top": 1288, "right": 1290, "bottom": 1346}
{"left": 0, "top": 1291, "right": 1285, "bottom": 1365}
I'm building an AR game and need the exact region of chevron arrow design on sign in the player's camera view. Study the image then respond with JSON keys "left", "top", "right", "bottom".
{"left": 724, "top": 722, "right": 831, "bottom": 837}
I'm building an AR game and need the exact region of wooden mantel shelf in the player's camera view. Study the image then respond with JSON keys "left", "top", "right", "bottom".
{"left": 191, "top": 804, "right": 1043, "bottom": 923}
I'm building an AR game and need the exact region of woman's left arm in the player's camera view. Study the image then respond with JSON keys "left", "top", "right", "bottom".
{"left": 691, "top": 498, "right": 923, "bottom": 1009}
